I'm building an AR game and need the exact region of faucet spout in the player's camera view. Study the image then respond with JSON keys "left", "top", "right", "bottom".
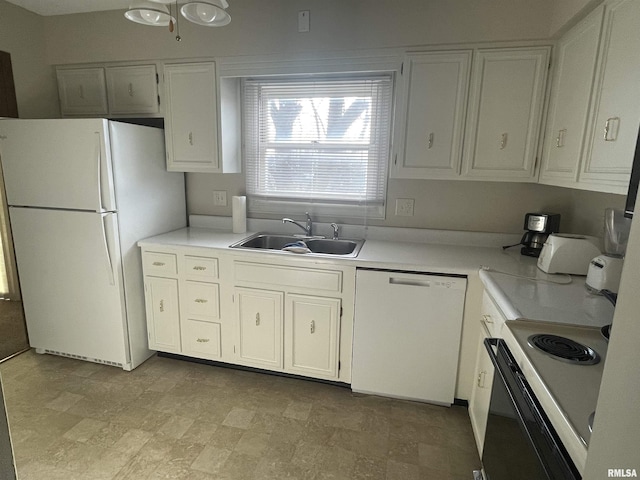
{"left": 283, "top": 212, "right": 313, "bottom": 236}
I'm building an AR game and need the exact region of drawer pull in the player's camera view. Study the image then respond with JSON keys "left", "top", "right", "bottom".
{"left": 427, "top": 132, "right": 434, "bottom": 149}
{"left": 78, "top": 85, "right": 84, "bottom": 99}
{"left": 193, "top": 266, "right": 207, "bottom": 271}
{"left": 159, "top": 299, "right": 165, "bottom": 313}
{"left": 310, "top": 320, "right": 315, "bottom": 334}
{"left": 189, "top": 132, "right": 194, "bottom": 145}
{"left": 152, "top": 261, "right": 166, "bottom": 267}
{"left": 556, "top": 128, "right": 567, "bottom": 148}
{"left": 128, "top": 82, "right": 134, "bottom": 97}
{"left": 256, "top": 312, "right": 260, "bottom": 326}
{"left": 196, "top": 338, "right": 210, "bottom": 343}
{"left": 477, "top": 370, "right": 487, "bottom": 388}
{"left": 194, "top": 298, "right": 208, "bottom": 304}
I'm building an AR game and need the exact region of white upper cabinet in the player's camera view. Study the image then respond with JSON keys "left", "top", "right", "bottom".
{"left": 580, "top": 0, "right": 640, "bottom": 192}
{"left": 56, "top": 68, "right": 108, "bottom": 116}
{"left": 392, "top": 50, "right": 472, "bottom": 179}
{"left": 462, "top": 47, "right": 550, "bottom": 181}
{"left": 539, "top": 6, "right": 605, "bottom": 187}
{"left": 163, "top": 62, "right": 221, "bottom": 173}
{"left": 105, "top": 65, "right": 159, "bottom": 115}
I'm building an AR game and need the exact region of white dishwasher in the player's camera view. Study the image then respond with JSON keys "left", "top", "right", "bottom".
{"left": 351, "top": 268, "right": 467, "bottom": 405}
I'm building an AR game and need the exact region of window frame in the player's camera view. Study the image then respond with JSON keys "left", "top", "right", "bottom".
{"left": 242, "top": 72, "right": 395, "bottom": 221}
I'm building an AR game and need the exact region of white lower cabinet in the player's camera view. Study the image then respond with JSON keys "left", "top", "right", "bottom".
{"left": 236, "top": 288, "right": 284, "bottom": 369}
{"left": 141, "top": 247, "right": 353, "bottom": 383}
{"left": 145, "top": 276, "right": 181, "bottom": 353}
{"left": 181, "top": 319, "right": 222, "bottom": 360}
{"left": 285, "top": 294, "right": 341, "bottom": 379}
{"left": 469, "top": 291, "right": 507, "bottom": 456}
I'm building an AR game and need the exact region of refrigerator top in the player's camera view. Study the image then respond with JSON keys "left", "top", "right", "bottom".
{"left": 0, "top": 118, "right": 116, "bottom": 212}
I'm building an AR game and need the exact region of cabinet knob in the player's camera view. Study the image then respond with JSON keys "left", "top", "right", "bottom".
{"left": 310, "top": 320, "right": 315, "bottom": 334}
{"left": 482, "top": 314, "right": 493, "bottom": 324}
{"left": 604, "top": 117, "right": 620, "bottom": 142}
{"left": 188, "top": 132, "right": 194, "bottom": 145}
{"left": 256, "top": 312, "right": 260, "bottom": 326}
{"left": 500, "top": 132, "right": 508, "bottom": 150}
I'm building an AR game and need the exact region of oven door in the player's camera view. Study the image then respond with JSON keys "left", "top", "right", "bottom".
{"left": 481, "top": 338, "right": 581, "bottom": 480}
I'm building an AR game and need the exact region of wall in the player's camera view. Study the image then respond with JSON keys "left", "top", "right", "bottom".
{"left": 583, "top": 188, "right": 640, "bottom": 478}
{"left": 548, "top": 0, "right": 603, "bottom": 36}
{"left": 0, "top": 0, "right": 59, "bottom": 118}
{"left": 38, "top": 0, "right": 622, "bottom": 236}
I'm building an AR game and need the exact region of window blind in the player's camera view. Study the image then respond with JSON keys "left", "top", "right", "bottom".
{"left": 243, "top": 75, "right": 393, "bottom": 215}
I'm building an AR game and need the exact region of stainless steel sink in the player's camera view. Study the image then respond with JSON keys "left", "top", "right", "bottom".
{"left": 230, "top": 233, "right": 364, "bottom": 257}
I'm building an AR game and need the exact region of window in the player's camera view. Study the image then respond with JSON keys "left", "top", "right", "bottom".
{"left": 243, "top": 74, "right": 393, "bottom": 219}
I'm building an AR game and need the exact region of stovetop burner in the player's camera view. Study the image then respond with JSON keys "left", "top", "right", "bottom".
{"left": 528, "top": 334, "right": 600, "bottom": 365}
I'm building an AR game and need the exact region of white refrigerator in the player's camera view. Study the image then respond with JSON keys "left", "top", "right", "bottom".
{"left": 0, "top": 119, "right": 186, "bottom": 370}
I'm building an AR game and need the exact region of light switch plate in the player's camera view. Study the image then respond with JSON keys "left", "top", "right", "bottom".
{"left": 395, "top": 198, "right": 414, "bottom": 216}
{"left": 213, "top": 190, "right": 227, "bottom": 206}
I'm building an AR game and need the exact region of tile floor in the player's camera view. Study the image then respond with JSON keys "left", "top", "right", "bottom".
{"left": 0, "top": 351, "right": 481, "bottom": 479}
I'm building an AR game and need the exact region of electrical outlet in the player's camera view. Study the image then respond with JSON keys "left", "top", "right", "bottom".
{"left": 395, "top": 198, "right": 414, "bottom": 217}
{"left": 298, "top": 10, "right": 310, "bottom": 32}
{"left": 213, "top": 190, "right": 227, "bottom": 206}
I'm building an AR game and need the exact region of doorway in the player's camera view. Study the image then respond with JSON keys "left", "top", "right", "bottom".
{"left": 0, "top": 50, "right": 28, "bottom": 363}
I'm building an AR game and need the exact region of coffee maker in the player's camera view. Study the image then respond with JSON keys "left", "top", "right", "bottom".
{"left": 504, "top": 213, "right": 561, "bottom": 257}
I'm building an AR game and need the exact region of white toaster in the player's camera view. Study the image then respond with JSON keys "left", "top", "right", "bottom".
{"left": 537, "top": 234, "right": 602, "bottom": 275}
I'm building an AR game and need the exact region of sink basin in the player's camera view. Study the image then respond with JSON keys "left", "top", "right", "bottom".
{"left": 230, "top": 233, "right": 364, "bottom": 257}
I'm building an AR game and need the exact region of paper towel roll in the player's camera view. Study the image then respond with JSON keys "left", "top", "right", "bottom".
{"left": 232, "top": 196, "right": 247, "bottom": 233}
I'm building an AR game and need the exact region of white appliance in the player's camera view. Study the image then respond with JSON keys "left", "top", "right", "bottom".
{"left": 537, "top": 234, "right": 601, "bottom": 275}
{"left": 351, "top": 269, "right": 467, "bottom": 405}
{"left": 0, "top": 119, "right": 186, "bottom": 370}
{"left": 585, "top": 255, "right": 625, "bottom": 293}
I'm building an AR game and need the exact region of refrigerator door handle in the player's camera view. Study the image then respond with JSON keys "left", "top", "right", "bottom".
{"left": 100, "top": 213, "right": 116, "bottom": 286}
{"left": 95, "top": 132, "right": 104, "bottom": 213}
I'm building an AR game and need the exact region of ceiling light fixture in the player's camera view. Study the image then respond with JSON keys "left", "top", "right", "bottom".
{"left": 125, "top": 0, "right": 231, "bottom": 32}
{"left": 181, "top": 0, "right": 231, "bottom": 27}
{"left": 124, "top": 0, "right": 175, "bottom": 26}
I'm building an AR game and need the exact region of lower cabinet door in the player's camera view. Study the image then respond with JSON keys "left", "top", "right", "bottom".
{"left": 469, "top": 327, "right": 496, "bottom": 456}
{"left": 145, "top": 276, "right": 181, "bottom": 353}
{"left": 181, "top": 319, "right": 222, "bottom": 360}
{"left": 236, "top": 288, "right": 284, "bottom": 369}
{"left": 285, "top": 294, "right": 340, "bottom": 379}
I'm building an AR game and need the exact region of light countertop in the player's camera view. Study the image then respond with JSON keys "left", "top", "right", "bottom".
{"left": 140, "top": 226, "right": 615, "bottom": 328}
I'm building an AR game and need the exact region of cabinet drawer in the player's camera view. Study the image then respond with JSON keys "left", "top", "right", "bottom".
{"left": 481, "top": 292, "right": 507, "bottom": 337}
{"left": 181, "top": 319, "right": 221, "bottom": 359}
{"left": 143, "top": 251, "right": 178, "bottom": 276}
{"left": 185, "top": 255, "right": 218, "bottom": 279}
{"left": 235, "top": 262, "right": 343, "bottom": 293}
{"left": 184, "top": 281, "right": 220, "bottom": 318}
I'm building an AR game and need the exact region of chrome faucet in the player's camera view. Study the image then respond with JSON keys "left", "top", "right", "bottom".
{"left": 330, "top": 223, "right": 339, "bottom": 240}
{"left": 283, "top": 212, "right": 313, "bottom": 236}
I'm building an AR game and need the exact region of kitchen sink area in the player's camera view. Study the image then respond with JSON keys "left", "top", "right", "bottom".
{"left": 229, "top": 232, "right": 365, "bottom": 257}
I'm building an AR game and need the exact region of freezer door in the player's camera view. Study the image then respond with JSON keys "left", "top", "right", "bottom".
{"left": 9, "top": 207, "right": 130, "bottom": 366}
{"left": 0, "top": 119, "right": 115, "bottom": 212}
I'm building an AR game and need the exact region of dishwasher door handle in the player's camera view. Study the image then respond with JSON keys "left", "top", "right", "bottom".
{"left": 389, "top": 277, "right": 431, "bottom": 287}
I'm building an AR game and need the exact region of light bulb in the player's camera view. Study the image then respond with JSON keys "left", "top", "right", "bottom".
{"left": 196, "top": 4, "right": 217, "bottom": 23}
{"left": 140, "top": 9, "right": 161, "bottom": 24}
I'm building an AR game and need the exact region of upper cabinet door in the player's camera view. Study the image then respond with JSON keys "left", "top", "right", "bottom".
{"left": 539, "top": 5, "right": 604, "bottom": 187}
{"left": 105, "top": 65, "right": 159, "bottom": 115}
{"left": 462, "top": 47, "right": 550, "bottom": 181}
{"left": 580, "top": 0, "right": 640, "bottom": 192}
{"left": 56, "top": 68, "right": 108, "bottom": 116}
{"left": 392, "top": 50, "right": 472, "bottom": 180}
{"left": 163, "top": 62, "right": 220, "bottom": 173}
